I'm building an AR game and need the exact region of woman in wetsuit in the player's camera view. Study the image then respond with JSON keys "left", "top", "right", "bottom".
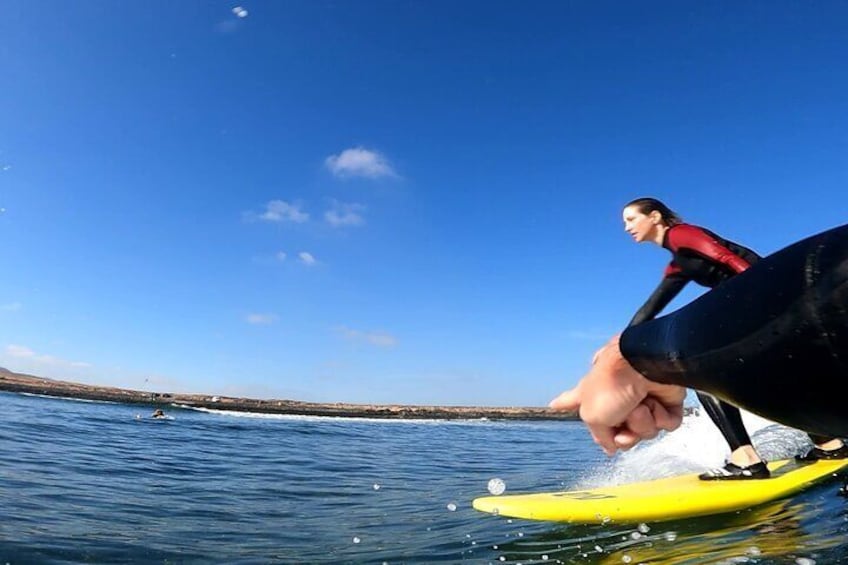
{"left": 622, "top": 198, "right": 846, "bottom": 479}
{"left": 551, "top": 222, "right": 848, "bottom": 455}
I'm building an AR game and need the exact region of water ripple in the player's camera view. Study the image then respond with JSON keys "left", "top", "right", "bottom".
{"left": 2, "top": 392, "right": 846, "bottom": 564}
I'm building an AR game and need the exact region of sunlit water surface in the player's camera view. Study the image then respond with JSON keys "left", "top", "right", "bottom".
{"left": 2, "top": 392, "right": 847, "bottom": 564}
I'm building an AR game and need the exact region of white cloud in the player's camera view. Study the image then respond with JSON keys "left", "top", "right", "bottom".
{"left": 245, "top": 313, "right": 278, "bottom": 325}
{"left": 6, "top": 344, "right": 33, "bottom": 357}
{"left": 298, "top": 252, "right": 317, "bottom": 266}
{"left": 275, "top": 251, "right": 287, "bottom": 262}
{"left": 336, "top": 326, "right": 398, "bottom": 348}
{"left": 4, "top": 344, "right": 91, "bottom": 368}
{"left": 254, "top": 200, "right": 309, "bottom": 223}
{"left": 1, "top": 302, "right": 21, "bottom": 312}
{"left": 325, "top": 147, "right": 397, "bottom": 179}
{"left": 325, "top": 200, "right": 366, "bottom": 228}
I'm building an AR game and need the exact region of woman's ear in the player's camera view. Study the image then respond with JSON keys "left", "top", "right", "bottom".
{"left": 649, "top": 210, "right": 663, "bottom": 225}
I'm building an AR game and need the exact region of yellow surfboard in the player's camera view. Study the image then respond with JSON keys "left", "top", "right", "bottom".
{"left": 473, "top": 459, "right": 848, "bottom": 524}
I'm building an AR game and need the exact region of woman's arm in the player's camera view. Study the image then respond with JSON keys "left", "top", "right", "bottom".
{"left": 629, "top": 274, "right": 688, "bottom": 326}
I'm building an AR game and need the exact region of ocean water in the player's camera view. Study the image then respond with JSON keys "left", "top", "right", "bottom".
{"left": 2, "top": 391, "right": 847, "bottom": 564}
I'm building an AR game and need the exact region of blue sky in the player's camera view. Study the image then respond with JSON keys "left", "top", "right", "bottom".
{"left": 1, "top": 1, "right": 847, "bottom": 406}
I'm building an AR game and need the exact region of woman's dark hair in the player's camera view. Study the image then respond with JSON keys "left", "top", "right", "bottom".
{"left": 625, "top": 197, "right": 683, "bottom": 226}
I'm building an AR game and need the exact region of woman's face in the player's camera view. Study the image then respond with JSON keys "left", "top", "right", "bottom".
{"left": 622, "top": 205, "right": 658, "bottom": 243}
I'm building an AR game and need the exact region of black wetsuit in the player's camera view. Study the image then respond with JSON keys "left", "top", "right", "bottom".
{"left": 622, "top": 223, "right": 848, "bottom": 438}
{"left": 629, "top": 224, "right": 764, "bottom": 452}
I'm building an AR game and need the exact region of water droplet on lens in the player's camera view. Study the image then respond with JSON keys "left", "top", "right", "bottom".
{"left": 594, "top": 545, "right": 604, "bottom": 553}
{"left": 373, "top": 483, "right": 381, "bottom": 490}
{"left": 352, "top": 536, "right": 361, "bottom": 544}
{"left": 638, "top": 523, "right": 650, "bottom": 533}
{"left": 488, "top": 477, "right": 506, "bottom": 495}
{"left": 630, "top": 532, "right": 642, "bottom": 540}
{"left": 447, "top": 502, "right": 457, "bottom": 511}
{"left": 623, "top": 555, "right": 632, "bottom": 564}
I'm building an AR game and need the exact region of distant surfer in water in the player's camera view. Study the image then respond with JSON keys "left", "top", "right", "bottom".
{"left": 151, "top": 409, "right": 166, "bottom": 419}
{"left": 551, "top": 221, "right": 848, "bottom": 461}
{"left": 619, "top": 198, "right": 844, "bottom": 479}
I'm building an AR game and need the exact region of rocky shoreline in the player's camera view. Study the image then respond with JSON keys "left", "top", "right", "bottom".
{"left": 0, "top": 367, "right": 578, "bottom": 421}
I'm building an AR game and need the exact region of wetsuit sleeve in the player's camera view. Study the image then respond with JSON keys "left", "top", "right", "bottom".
{"left": 628, "top": 273, "right": 688, "bottom": 326}
{"left": 668, "top": 225, "right": 751, "bottom": 273}
{"left": 620, "top": 223, "right": 848, "bottom": 438}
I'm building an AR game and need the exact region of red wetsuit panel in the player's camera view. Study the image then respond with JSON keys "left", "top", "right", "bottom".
{"left": 665, "top": 224, "right": 751, "bottom": 274}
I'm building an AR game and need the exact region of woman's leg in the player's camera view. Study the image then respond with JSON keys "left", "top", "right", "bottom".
{"left": 697, "top": 391, "right": 769, "bottom": 479}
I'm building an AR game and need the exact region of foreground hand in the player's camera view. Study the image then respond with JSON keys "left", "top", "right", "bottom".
{"left": 549, "top": 335, "right": 686, "bottom": 455}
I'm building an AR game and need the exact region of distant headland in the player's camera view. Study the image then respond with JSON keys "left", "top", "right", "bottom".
{"left": 0, "top": 367, "right": 578, "bottom": 421}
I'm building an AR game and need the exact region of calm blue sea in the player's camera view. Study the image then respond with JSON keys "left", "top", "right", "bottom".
{"left": 2, "top": 391, "right": 847, "bottom": 564}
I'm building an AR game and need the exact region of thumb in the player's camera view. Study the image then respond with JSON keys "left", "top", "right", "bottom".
{"left": 549, "top": 385, "right": 581, "bottom": 412}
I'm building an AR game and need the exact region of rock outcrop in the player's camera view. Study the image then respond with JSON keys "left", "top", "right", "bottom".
{"left": 0, "top": 369, "right": 578, "bottom": 421}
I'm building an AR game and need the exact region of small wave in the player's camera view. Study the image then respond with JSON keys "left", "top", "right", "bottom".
{"left": 18, "top": 392, "right": 121, "bottom": 405}
{"left": 175, "top": 404, "right": 526, "bottom": 426}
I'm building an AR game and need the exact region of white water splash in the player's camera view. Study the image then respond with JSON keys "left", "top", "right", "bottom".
{"left": 576, "top": 408, "right": 812, "bottom": 488}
